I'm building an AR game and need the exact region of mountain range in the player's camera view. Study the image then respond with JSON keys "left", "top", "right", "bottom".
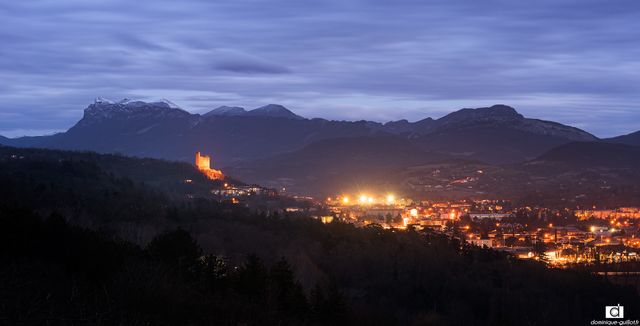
{"left": 1, "top": 98, "right": 638, "bottom": 201}
{"left": 0, "top": 99, "right": 602, "bottom": 163}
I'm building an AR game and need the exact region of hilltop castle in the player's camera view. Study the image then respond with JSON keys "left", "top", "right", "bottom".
{"left": 195, "top": 151, "right": 224, "bottom": 180}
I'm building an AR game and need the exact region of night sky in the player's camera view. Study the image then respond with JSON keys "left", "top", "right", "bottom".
{"left": 1, "top": 0, "right": 639, "bottom": 138}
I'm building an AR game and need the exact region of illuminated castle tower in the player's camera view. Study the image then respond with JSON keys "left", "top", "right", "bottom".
{"left": 195, "top": 151, "right": 224, "bottom": 180}
{"left": 195, "top": 151, "right": 210, "bottom": 170}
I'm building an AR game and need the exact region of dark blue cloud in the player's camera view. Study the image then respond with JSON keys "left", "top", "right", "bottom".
{"left": 214, "top": 51, "right": 292, "bottom": 74}
{"left": 216, "top": 61, "right": 291, "bottom": 74}
{"left": 0, "top": 0, "right": 639, "bottom": 137}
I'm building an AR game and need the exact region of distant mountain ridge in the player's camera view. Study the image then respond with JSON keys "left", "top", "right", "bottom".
{"left": 0, "top": 99, "right": 614, "bottom": 175}
{"left": 606, "top": 130, "right": 640, "bottom": 147}
{"left": 204, "top": 103, "right": 304, "bottom": 120}
{"left": 245, "top": 104, "right": 304, "bottom": 119}
{"left": 384, "top": 104, "right": 595, "bottom": 141}
{"left": 204, "top": 106, "right": 247, "bottom": 117}
{"left": 384, "top": 104, "right": 596, "bottom": 163}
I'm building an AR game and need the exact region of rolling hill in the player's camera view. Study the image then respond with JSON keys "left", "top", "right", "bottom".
{"left": 533, "top": 141, "right": 640, "bottom": 169}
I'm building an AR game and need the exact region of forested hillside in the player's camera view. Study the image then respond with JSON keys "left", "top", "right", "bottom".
{"left": 0, "top": 147, "right": 638, "bottom": 325}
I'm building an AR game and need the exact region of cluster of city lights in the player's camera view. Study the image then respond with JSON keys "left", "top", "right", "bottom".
{"left": 325, "top": 196, "right": 640, "bottom": 265}
{"left": 334, "top": 194, "right": 397, "bottom": 205}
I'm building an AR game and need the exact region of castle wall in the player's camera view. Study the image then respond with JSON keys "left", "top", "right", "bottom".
{"left": 195, "top": 151, "right": 224, "bottom": 180}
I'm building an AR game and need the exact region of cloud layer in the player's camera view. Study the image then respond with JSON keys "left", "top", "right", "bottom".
{"left": 1, "top": 0, "right": 639, "bottom": 137}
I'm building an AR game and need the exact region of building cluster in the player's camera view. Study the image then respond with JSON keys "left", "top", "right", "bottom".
{"left": 575, "top": 207, "right": 640, "bottom": 220}
{"left": 482, "top": 221, "right": 640, "bottom": 266}
{"left": 325, "top": 194, "right": 640, "bottom": 267}
{"left": 211, "top": 183, "right": 277, "bottom": 198}
{"left": 327, "top": 195, "right": 502, "bottom": 229}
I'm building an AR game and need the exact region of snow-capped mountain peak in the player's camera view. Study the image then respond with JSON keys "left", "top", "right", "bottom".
{"left": 94, "top": 97, "right": 115, "bottom": 104}
{"left": 79, "top": 98, "right": 191, "bottom": 127}
{"left": 159, "top": 98, "right": 181, "bottom": 110}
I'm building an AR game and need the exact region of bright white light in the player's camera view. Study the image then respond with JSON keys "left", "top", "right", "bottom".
{"left": 386, "top": 194, "right": 395, "bottom": 204}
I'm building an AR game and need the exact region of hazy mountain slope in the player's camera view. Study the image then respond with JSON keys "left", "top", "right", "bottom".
{"left": 531, "top": 141, "right": 640, "bottom": 169}
{"left": 605, "top": 130, "right": 640, "bottom": 146}
{"left": 409, "top": 105, "right": 597, "bottom": 163}
{"left": 227, "top": 135, "right": 455, "bottom": 195}
{"left": 412, "top": 124, "right": 591, "bottom": 164}
{"left": 491, "top": 142, "right": 640, "bottom": 206}
{"left": 390, "top": 143, "right": 640, "bottom": 207}
{"left": 189, "top": 116, "right": 379, "bottom": 164}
